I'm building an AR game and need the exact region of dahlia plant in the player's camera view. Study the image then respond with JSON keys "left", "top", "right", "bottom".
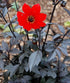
{"left": 0, "top": 0, "right": 70, "bottom": 83}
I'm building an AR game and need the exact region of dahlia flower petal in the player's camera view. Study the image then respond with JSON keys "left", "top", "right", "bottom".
{"left": 32, "top": 23, "right": 40, "bottom": 29}
{"left": 22, "top": 3, "right": 31, "bottom": 14}
{"left": 23, "top": 24, "right": 31, "bottom": 31}
{"left": 39, "top": 22, "right": 46, "bottom": 27}
{"left": 17, "top": 11, "right": 24, "bottom": 18}
{"left": 17, "top": 11, "right": 27, "bottom": 26}
{"left": 38, "top": 13, "right": 47, "bottom": 21}
{"left": 32, "top": 4, "right": 41, "bottom": 13}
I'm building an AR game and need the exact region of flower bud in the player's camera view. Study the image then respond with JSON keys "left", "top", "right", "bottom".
{"left": 61, "top": 0, "right": 66, "bottom": 7}
{"left": 32, "top": 38, "right": 37, "bottom": 45}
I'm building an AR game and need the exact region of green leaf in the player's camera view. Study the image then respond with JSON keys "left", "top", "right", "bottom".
{"left": 11, "top": 2, "right": 19, "bottom": 10}
{"left": 0, "top": 24, "right": 4, "bottom": 29}
{"left": 64, "top": 21, "right": 70, "bottom": 27}
{"left": 15, "top": 28, "right": 25, "bottom": 34}
{"left": 3, "top": 27, "right": 10, "bottom": 32}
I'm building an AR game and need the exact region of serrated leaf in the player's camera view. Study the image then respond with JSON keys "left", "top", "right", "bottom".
{"left": 45, "top": 41, "right": 55, "bottom": 52}
{"left": 5, "top": 32, "right": 13, "bottom": 37}
{"left": 3, "top": 7, "right": 8, "bottom": 16}
{"left": 24, "top": 62, "right": 29, "bottom": 72}
{"left": 58, "top": 25, "right": 65, "bottom": 34}
{"left": 15, "top": 34, "right": 24, "bottom": 41}
{"left": 34, "top": 74, "right": 41, "bottom": 78}
{"left": 58, "top": 61, "right": 68, "bottom": 77}
{"left": 56, "top": 49, "right": 61, "bottom": 59}
{"left": 19, "top": 53, "right": 28, "bottom": 64}
{"left": 5, "top": 64, "right": 19, "bottom": 77}
{"left": 29, "top": 50, "right": 42, "bottom": 71}
{"left": 58, "top": 46, "right": 68, "bottom": 56}
{"left": 40, "top": 69, "right": 47, "bottom": 78}
{"left": 60, "top": 68, "right": 68, "bottom": 77}
{"left": 10, "top": 37, "right": 19, "bottom": 46}
{"left": 63, "top": 39, "right": 70, "bottom": 43}
{"left": 15, "top": 25, "right": 23, "bottom": 29}
{"left": 41, "top": 26, "right": 48, "bottom": 35}
{"left": 61, "top": 76, "right": 70, "bottom": 83}
{"left": 32, "top": 66, "right": 40, "bottom": 74}
{"left": 0, "top": 60, "right": 4, "bottom": 70}
{"left": 41, "top": 32, "right": 46, "bottom": 38}
{"left": 8, "top": 78, "right": 26, "bottom": 83}
{"left": 19, "top": 64, "right": 24, "bottom": 73}
{"left": 2, "top": 41, "right": 9, "bottom": 52}
{"left": 48, "top": 51, "right": 56, "bottom": 61}
{"left": 4, "top": 23, "right": 10, "bottom": 29}
{"left": 46, "top": 78, "right": 56, "bottom": 83}
{"left": 10, "top": 48, "right": 21, "bottom": 54}
{"left": 3, "top": 32, "right": 19, "bottom": 38}
{"left": 46, "top": 71, "right": 56, "bottom": 78}
{"left": 11, "top": 15, "right": 17, "bottom": 22}
{"left": 63, "top": 56, "right": 70, "bottom": 62}
{"left": 53, "top": 34, "right": 61, "bottom": 40}
{"left": 19, "top": 54, "right": 25, "bottom": 64}
{"left": 23, "top": 75, "right": 32, "bottom": 81}
{"left": 62, "top": 39, "right": 70, "bottom": 46}
{"left": 63, "top": 8, "right": 70, "bottom": 16}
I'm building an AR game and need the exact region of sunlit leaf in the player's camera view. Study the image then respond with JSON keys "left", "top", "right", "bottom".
{"left": 64, "top": 21, "right": 70, "bottom": 27}
{"left": 11, "top": 2, "right": 19, "bottom": 10}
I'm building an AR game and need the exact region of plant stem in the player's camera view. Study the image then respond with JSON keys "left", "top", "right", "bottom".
{"left": 0, "top": 11, "right": 21, "bottom": 50}
{"left": 52, "top": 30, "right": 70, "bottom": 55}
{"left": 39, "top": 29, "right": 41, "bottom": 49}
{"left": 14, "top": 0, "right": 19, "bottom": 11}
{"left": 42, "top": 1, "right": 61, "bottom": 51}
{"left": 45, "top": 5, "right": 56, "bottom": 41}
{"left": 25, "top": 30, "right": 29, "bottom": 40}
{"left": 56, "top": 60, "right": 61, "bottom": 83}
{"left": 0, "top": 11, "right": 16, "bottom": 37}
{"left": 56, "top": 30, "right": 70, "bottom": 47}
{"left": 7, "top": 12, "right": 14, "bottom": 31}
{"left": 42, "top": 5, "right": 56, "bottom": 51}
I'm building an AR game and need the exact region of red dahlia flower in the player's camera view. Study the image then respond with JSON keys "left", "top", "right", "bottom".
{"left": 17, "top": 3, "right": 47, "bottom": 31}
